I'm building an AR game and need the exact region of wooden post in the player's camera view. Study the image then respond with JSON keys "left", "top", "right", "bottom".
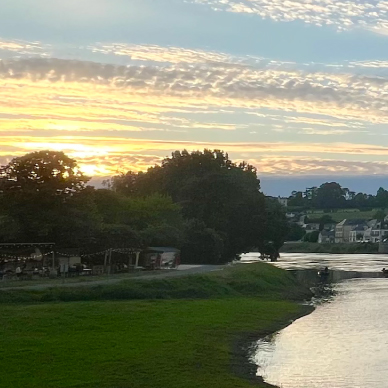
{"left": 135, "top": 251, "right": 140, "bottom": 268}
{"left": 103, "top": 250, "right": 108, "bottom": 274}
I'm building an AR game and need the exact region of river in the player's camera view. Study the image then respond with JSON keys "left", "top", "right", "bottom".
{"left": 241, "top": 252, "right": 388, "bottom": 388}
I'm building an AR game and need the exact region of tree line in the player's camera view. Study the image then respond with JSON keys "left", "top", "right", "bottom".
{"left": 288, "top": 182, "right": 388, "bottom": 210}
{"left": 0, "top": 150, "right": 288, "bottom": 264}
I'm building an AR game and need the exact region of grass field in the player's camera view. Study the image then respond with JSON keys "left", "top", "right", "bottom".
{"left": 0, "top": 263, "right": 312, "bottom": 304}
{"left": 0, "top": 263, "right": 312, "bottom": 388}
{"left": 306, "top": 208, "right": 379, "bottom": 222}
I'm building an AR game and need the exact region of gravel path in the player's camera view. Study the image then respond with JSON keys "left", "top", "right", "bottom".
{"left": 0, "top": 264, "right": 224, "bottom": 291}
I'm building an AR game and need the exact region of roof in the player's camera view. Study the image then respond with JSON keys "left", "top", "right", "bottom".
{"left": 337, "top": 219, "right": 367, "bottom": 226}
{"left": 0, "top": 243, "right": 55, "bottom": 249}
{"left": 351, "top": 225, "right": 366, "bottom": 232}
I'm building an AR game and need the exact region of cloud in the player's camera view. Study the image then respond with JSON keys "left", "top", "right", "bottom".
{"left": 1, "top": 50, "right": 388, "bottom": 176}
{"left": 3, "top": 134, "right": 388, "bottom": 176}
{"left": 246, "top": 156, "right": 388, "bottom": 176}
{"left": 90, "top": 43, "right": 235, "bottom": 64}
{"left": 0, "top": 38, "right": 49, "bottom": 56}
{"left": 2, "top": 57, "right": 388, "bottom": 126}
{"left": 191, "top": 0, "right": 388, "bottom": 34}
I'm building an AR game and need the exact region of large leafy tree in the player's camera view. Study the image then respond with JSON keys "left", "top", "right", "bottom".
{"left": 0, "top": 150, "right": 88, "bottom": 196}
{"left": 110, "top": 149, "right": 280, "bottom": 262}
{"left": 313, "top": 182, "right": 347, "bottom": 209}
{"left": 0, "top": 151, "right": 96, "bottom": 246}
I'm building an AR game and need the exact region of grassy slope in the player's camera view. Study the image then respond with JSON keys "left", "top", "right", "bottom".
{"left": 0, "top": 264, "right": 312, "bottom": 388}
{"left": 0, "top": 263, "right": 312, "bottom": 304}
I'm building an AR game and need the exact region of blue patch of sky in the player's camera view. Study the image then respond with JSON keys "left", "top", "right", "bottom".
{"left": 2, "top": 0, "right": 388, "bottom": 64}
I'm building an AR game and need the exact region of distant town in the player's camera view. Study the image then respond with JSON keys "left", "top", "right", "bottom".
{"left": 271, "top": 182, "right": 388, "bottom": 248}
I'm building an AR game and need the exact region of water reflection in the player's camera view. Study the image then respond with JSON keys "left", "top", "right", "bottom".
{"left": 248, "top": 253, "right": 388, "bottom": 388}
{"left": 241, "top": 252, "right": 388, "bottom": 273}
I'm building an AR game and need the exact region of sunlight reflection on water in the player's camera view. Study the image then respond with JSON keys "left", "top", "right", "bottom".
{"left": 245, "top": 253, "right": 388, "bottom": 388}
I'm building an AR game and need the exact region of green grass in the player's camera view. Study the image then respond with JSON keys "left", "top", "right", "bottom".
{"left": 304, "top": 208, "right": 383, "bottom": 222}
{"left": 0, "top": 299, "right": 308, "bottom": 388}
{"left": 0, "top": 263, "right": 312, "bottom": 304}
{"left": 0, "top": 263, "right": 313, "bottom": 388}
{"left": 329, "top": 210, "right": 375, "bottom": 222}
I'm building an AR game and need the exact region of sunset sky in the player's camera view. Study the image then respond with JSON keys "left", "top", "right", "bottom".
{"left": 2, "top": 0, "right": 388, "bottom": 195}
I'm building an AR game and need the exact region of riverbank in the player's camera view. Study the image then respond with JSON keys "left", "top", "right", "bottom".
{"left": 0, "top": 263, "right": 313, "bottom": 388}
{"left": 281, "top": 242, "right": 379, "bottom": 254}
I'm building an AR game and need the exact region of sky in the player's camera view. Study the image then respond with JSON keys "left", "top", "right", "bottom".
{"left": 2, "top": 0, "right": 388, "bottom": 196}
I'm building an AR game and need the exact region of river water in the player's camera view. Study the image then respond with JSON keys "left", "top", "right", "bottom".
{"left": 241, "top": 253, "right": 388, "bottom": 388}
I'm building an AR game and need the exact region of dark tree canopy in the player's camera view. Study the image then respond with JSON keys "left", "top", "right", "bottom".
{"left": 0, "top": 151, "right": 94, "bottom": 246}
{"left": 109, "top": 149, "right": 288, "bottom": 263}
{"left": 0, "top": 150, "right": 89, "bottom": 196}
{"left": 0, "top": 149, "right": 290, "bottom": 262}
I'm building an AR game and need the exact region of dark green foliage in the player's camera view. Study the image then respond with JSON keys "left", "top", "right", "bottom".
{"left": 109, "top": 149, "right": 287, "bottom": 262}
{"left": 373, "top": 209, "right": 386, "bottom": 221}
{"left": 0, "top": 151, "right": 98, "bottom": 246}
{"left": 181, "top": 219, "right": 224, "bottom": 264}
{"left": 287, "top": 182, "right": 388, "bottom": 211}
{"left": 303, "top": 231, "right": 319, "bottom": 243}
{"left": 286, "top": 223, "right": 306, "bottom": 241}
{"left": 0, "top": 149, "right": 289, "bottom": 262}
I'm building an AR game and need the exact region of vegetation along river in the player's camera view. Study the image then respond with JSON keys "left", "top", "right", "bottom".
{"left": 242, "top": 253, "right": 388, "bottom": 388}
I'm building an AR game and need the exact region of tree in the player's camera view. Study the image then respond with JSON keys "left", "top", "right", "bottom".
{"left": 286, "top": 223, "right": 306, "bottom": 241}
{"left": 288, "top": 191, "right": 306, "bottom": 207}
{"left": 93, "top": 190, "right": 184, "bottom": 250}
{"left": 313, "top": 182, "right": 346, "bottom": 209}
{"left": 373, "top": 209, "right": 386, "bottom": 221}
{"left": 180, "top": 219, "right": 224, "bottom": 264}
{"left": 375, "top": 187, "right": 388, "bottom": 208}
{"left": 260, "top": 198, "right": 289, "bottom": 256}
{"left": 0, "top": 150, "right": 93, "bottom": 245}
{"left": 110, "top": 149, "right": 269, "bottom": 261}
{"left": 0, "top": 150, "right": 88, "bottom": 196}
{"left": 303, "top": 231, "right": 319, "bottom": 243}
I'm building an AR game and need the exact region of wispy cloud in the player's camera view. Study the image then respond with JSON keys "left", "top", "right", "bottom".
{"left": 1, "top": 42, "right": 388, "bottom": 176}
{"left": 90, "top": 43, "right": 235, "bottom": 64}
{"left": 2, "top": 134, "right": 388, "bottom": 175}
{"left": 2, "top": 57, "right": 388, "bottom": 125}
{"left": 247, "top": 156, "right": 388, "bottom": 176}
{"left": 191, "top": 0, "right": 388, "bottom": 34}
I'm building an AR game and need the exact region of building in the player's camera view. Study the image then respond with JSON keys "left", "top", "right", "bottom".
{"left": 363, "top": 221, "right": 388, "bottom": 243}
{"left": 335, "top": 219, "right": 367, "bottom": 243}
{"left": 349, "top": 225, "right": 367, "bottom": 243}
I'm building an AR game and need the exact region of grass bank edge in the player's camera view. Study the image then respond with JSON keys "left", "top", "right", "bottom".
{"left": 0, "top": 262, "right": 313, "bottom": 304}
{"left": 231, "top": 302, "right": 314, "bottom": 388}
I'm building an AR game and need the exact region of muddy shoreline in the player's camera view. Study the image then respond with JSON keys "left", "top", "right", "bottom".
{"left": 230, "top": 304, "right": 314, "bottom": 387}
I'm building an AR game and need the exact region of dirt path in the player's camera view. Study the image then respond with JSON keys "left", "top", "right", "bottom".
{"left": 0, "top": 265, "right": 224, "bottom": 291}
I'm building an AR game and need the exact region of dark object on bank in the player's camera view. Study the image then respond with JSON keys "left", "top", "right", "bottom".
{"left": 382, "top": 268, "right": 388, "bottom": 276}
{"left": 318, "top": 267, "right": 330, "bottom": 278}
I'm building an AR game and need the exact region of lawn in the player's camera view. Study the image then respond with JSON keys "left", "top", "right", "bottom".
{"left": 0, "top": 299, "right": 306, "bottom": 388}
{"left": 0, "top": 263, "right": 312, "bottom": 388}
